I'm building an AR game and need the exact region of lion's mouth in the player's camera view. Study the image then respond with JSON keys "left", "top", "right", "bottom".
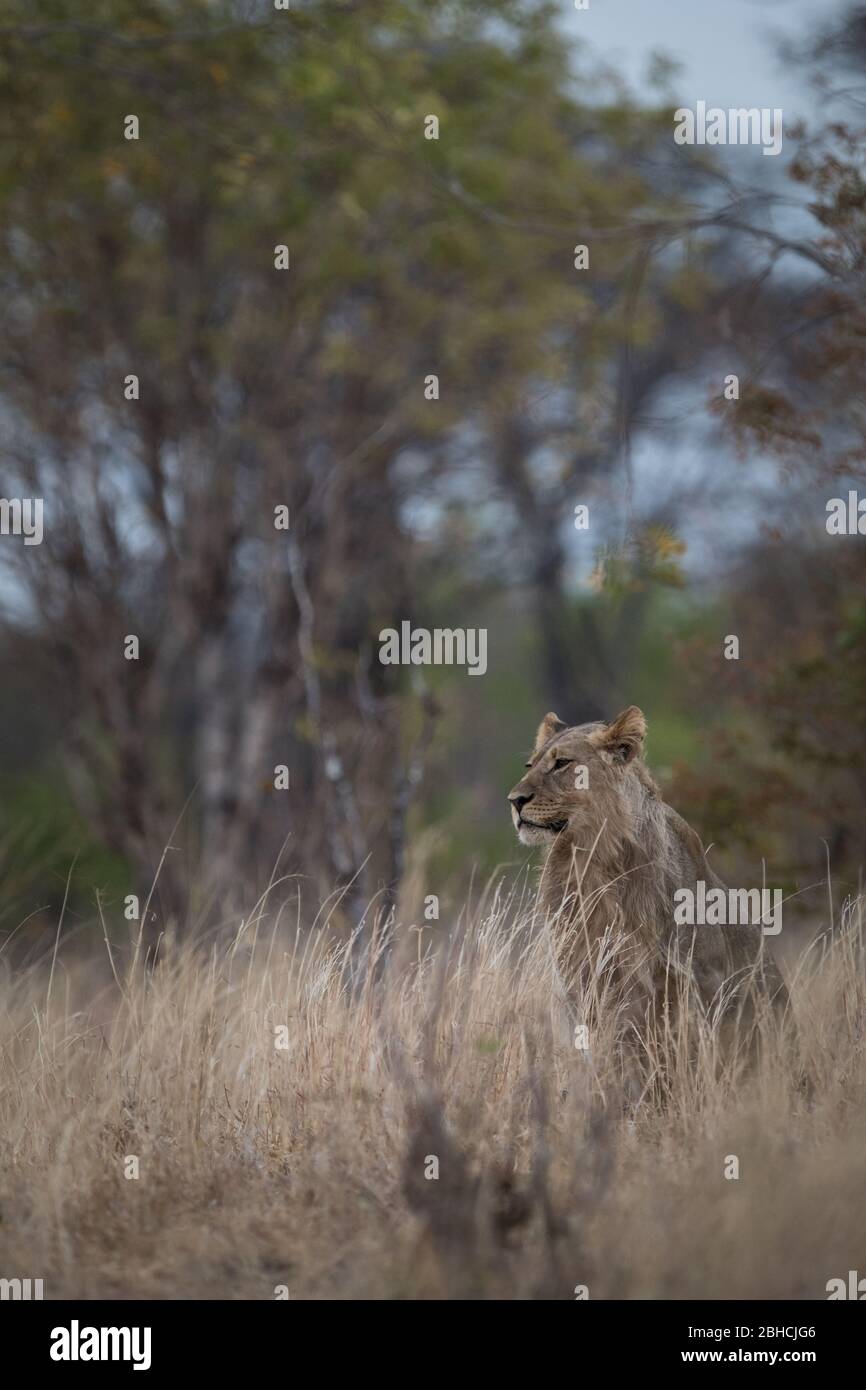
{"left": 519, "top": 816, "right": 567, "bottom": 834}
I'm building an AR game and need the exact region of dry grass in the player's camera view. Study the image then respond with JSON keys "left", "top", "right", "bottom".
{"left": 0, "top": 874, "right": 864, "bottom": 1300}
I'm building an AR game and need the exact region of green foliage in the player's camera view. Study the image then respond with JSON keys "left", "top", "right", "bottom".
{"left": 0, "top": 774, "right": 131, "bottom": 930}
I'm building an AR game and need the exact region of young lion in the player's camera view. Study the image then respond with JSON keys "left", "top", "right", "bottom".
{"left": 508, "top": 707, "right": 788, "bottom": 1035}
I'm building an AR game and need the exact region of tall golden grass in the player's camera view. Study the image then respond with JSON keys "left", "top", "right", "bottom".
{"left": 0, "top": 874, "right": 864, "bottom": 1300}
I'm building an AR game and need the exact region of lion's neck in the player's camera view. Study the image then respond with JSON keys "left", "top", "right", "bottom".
{"left": 537, "top": 777, "right": 701, "bottom": 939}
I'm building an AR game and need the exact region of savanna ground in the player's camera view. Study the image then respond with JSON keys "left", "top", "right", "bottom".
{"left": 0, "top": 872, "right": 864, "bottom": 1301}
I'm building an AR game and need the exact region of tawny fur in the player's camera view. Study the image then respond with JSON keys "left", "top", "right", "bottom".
{"left": 508, "top": 707, "right": 787, "bottom": 1029}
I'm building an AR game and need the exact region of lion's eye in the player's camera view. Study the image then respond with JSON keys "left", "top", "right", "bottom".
{"left": 552, "top": 757, "right": 572, "bottom": 771}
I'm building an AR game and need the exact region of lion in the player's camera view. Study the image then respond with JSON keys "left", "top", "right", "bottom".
{"left": 508, "top": 706, "right": 788, "bottom": 1049}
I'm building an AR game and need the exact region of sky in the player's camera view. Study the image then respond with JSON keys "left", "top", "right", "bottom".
{"left": 562, "top": 0, "right": 844, "bottom": 117}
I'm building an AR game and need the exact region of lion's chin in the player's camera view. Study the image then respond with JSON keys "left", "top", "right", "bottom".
{"left": 516, "top": 819, "right": 566, "bottom": 846}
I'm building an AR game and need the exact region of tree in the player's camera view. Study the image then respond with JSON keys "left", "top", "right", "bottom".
{"left": 0, "top": 0, "right": 802, "bottom": 928}
{"left": 667, "top": 3, "right": 866, "bottom": 895}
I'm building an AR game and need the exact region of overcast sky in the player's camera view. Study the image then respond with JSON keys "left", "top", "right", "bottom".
{"left": 563, "top": 0, "right": 845, "bottom": 117}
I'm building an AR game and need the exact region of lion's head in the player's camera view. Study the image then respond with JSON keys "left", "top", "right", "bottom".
{"left": 507, "top": 706, "right": 648, "bottom": 846}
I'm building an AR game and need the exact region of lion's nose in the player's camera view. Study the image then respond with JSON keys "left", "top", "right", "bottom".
{"left": 509, "top": 792, "right": 533, "bottom": 814}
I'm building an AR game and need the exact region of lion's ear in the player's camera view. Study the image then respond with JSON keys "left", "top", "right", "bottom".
{"left": 589, "top": 706, "right": 646, "bottom": 764}
{"left": 533, "top": 711, "right": 567, "bottom": 754}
